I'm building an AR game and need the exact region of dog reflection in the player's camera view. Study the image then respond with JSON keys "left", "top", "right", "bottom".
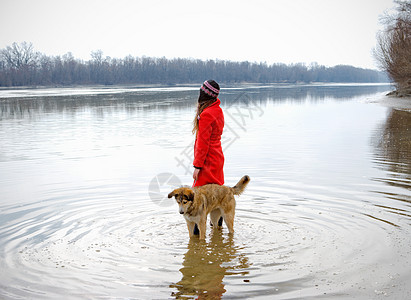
{"left": 170, "top": 231, "right": 250, "bottom": 299}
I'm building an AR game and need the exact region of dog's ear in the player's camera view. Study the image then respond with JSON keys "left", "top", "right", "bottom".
{"left": 187, "top": 189, "right": 195, "bottom": 201}
{"left": 168, "top": 190, "right": 177, "bottom": 198}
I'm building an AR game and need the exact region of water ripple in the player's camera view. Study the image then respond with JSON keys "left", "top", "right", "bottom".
{"left": 1, "top": 181, "right": 400, "bottom": 299}
{"left": 1, "top": 85, "right": 411, "bottom": 299}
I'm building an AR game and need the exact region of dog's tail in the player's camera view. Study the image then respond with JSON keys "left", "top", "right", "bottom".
{"left": 232, "top": 175, "right": 250, "bottom": 195}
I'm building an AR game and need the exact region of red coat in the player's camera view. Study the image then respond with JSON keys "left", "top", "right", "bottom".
{"left": 193, "top": 99, "right": 224, "bottom": 187}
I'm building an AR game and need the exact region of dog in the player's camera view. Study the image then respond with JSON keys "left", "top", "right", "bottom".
{"left": 168, "top": 175, "right": 250, "bottom": 240}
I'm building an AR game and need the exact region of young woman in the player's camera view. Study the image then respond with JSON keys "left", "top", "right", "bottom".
{"left": 192, "top": 80, "right": 224, "bottom": 187}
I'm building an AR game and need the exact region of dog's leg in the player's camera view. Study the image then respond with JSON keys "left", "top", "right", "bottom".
{"left": 210, "top": 209, "right": 222, "bottom": 228}
{"left": 222, "top": 196, "right": 236, "bottom": 234}
{"left": 223, "top": 211, "right": 235, "bottom": 234}
{"left": 198, "top": 216, "right": 207, "bottom": 240}
{"left": 186, "top": 221, "right": 197, "bottom": 238}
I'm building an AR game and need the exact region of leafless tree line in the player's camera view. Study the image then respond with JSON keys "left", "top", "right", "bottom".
{"left": 374, "top": 0, "right": 411, "bottom": 91}
{"left": 0, "top": 42, "right": 387, "bottom": 87}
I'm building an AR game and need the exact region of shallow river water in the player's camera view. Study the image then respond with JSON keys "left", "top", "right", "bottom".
{"left": 0, "top": 84, "right": 410, "bottom": 299}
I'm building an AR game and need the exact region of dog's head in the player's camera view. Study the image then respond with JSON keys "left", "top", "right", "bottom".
{"left": 168, "top": 187, "right": 195, "bottom": 215}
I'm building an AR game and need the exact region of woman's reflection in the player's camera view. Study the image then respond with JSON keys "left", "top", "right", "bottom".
{"left": 170, "top": 231, "right": 250, "bottom": 299}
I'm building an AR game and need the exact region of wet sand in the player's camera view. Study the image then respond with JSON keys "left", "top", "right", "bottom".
{"left": 371, "top": 93, "right": 411, "bottom": 112}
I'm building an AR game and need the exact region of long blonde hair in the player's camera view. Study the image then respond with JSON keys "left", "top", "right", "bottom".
{"left": 192, "top": 98, "right": 217, "bottom": 135}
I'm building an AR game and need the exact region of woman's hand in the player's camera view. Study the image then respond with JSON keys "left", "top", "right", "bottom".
{"left": 193, "top": 168, "right": 200, "bottom": 181}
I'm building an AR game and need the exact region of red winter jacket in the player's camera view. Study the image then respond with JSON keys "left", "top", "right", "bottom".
{"left": 193, "top": 99, "right": 224, "bottom": 187}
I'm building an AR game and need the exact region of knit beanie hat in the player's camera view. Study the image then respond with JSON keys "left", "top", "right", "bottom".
{"left": 200, "top": 80, "right": 220, "bottom": 98}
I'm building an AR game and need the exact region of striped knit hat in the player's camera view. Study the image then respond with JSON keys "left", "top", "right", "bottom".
{"left": 200, "top": 80, "right": 220, "bottom": 98}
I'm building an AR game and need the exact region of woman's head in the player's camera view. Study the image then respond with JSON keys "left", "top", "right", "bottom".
{"left": 199, "top": 80, "right": 220, "bottom": 102}
{"left": 193, "top": 80, "right": 220, "bottom": 135}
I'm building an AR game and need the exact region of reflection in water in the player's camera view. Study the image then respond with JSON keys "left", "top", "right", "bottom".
{"left": 0, "top": 84, "right": 391, "bottom": 120}
{"left": 369, "top": 108, "right": 411, "bottom": 226}
{"left": 2, "top": 84, "right": 411, "bottom": 298}
{"left": 170, "top": 231, "right": 250, "bottom": 299}
{"left": 375, "top": 109, "right": 411, "bottom": 174}
{"left": 0, "top": 90, "right": 197, "bottom": 120}
{"left": 372, "top": 109, "right": 411, "bottom": 193}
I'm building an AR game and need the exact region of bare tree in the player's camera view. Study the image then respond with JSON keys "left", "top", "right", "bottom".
{"left": 374, "top": 0, "right": 411, "bottom": 91}
{"left": 91, "top": 50, "right": 103, "bottom": 66}
{"left": 0, "top": 41, "right": 39, "bottom": 69}
{"left": 0, "top": 42, "right": 387, "bottom": 86}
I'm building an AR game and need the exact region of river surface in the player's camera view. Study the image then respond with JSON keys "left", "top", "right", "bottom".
{"left": 0, "top": 84, "right": 410, "bottom": 299}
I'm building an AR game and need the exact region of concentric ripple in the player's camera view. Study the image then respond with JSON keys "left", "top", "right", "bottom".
{"left": 1, "top": 85, "right": 410, "bottom": 299}
{"left": 1, "top": 176, "right": 410, "bottom": 299}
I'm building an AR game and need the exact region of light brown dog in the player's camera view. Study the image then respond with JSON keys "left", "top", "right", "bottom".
{"left": 168, "top": 175, "right": 250, "bottom": 240}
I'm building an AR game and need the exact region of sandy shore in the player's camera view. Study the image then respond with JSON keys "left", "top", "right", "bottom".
{"left": 371, "top": 93, "right": 411, "bottom": 112}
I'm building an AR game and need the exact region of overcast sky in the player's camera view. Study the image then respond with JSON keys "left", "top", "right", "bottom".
{"left": 0, "top": 0, "right": 395, "bottom": 69}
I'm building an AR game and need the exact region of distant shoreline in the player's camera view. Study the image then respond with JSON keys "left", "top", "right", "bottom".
{"left": 0, "top": 81, "right": 393, "bottom": 91}
{"left": 0, "top": 82, "right": 394, "bottom": 101}
{"left": 0, "top": 83, "right": 191, "bottom": 91}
